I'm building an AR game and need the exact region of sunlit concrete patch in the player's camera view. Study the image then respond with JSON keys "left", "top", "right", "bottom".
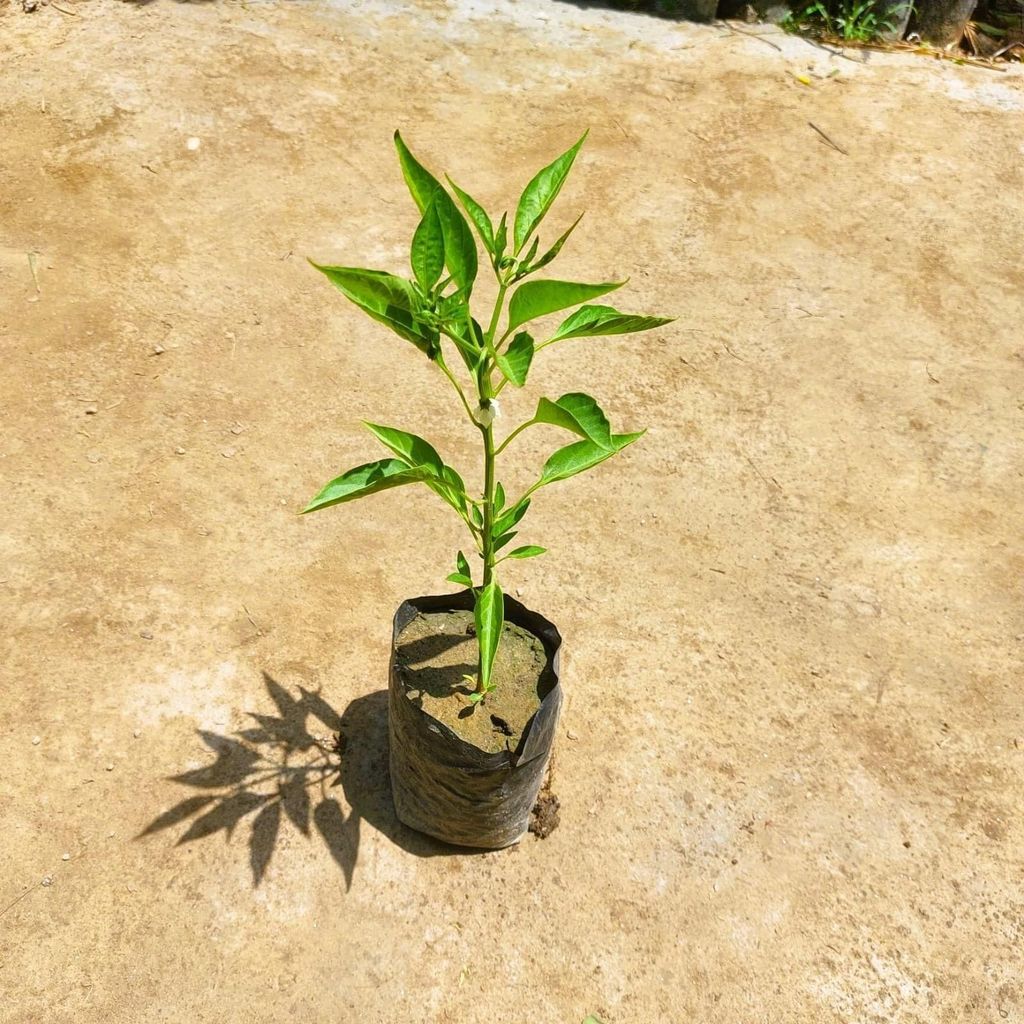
{"left": 250, "top": 873, "right": 316, "bottom": 922}
{"left": 808, "top": 945, "right": 936, "bottom": 1023}
{"left": 938, "top": 75, "right": 1024, "bottom": 111}
{"left": 127, "top": 660, "right": 238, "bottom": 731}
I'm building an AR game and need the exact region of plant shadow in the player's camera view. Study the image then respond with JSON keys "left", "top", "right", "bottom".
{"left": 139, "top": 671, "right": 478, "bottom": 888}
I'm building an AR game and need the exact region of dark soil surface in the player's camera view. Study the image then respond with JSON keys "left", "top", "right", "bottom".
{"left": 395, "top": 609, "right": 549, "bottom": 754}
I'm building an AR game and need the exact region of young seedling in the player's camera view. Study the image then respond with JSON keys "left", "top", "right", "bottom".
{"left": 303, "top": 131, "right": 673, "bottom": 701}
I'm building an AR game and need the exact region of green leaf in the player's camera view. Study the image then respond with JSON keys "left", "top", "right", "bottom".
{"left": 494, "top": 483, "right": 506, "bottom": 512}
{"left": 503, "top": 545, "right": 546, "bottom": 560}
{"left": 453, "top": 343, "right": 481, "bottom": 375}
{"left": 446, "top": 572, "right": 473, "bottom": 587}
{"left": 393, "top": 130, "right": 443, "bottom": 214}
{"left": 437, "top": 292, "right": 467, "bottom": 320}
{"left": 494, "top": 212, "right": 508, "bottom": 261}
{"left": 973, "top": 19, "right": 1006, "bottom": 35}
{"left": 439, "top": 464, "right": 470, "bottom": 512}
{"left": 529, "top": 212, "right": 583, "bottom": 274}
{"left": 493, "top": 498, "right": 530, "bottom": 538}
{"left": 495, "top": 331, "right": 534, "bottom": 388}
{"left": 447, "top": 316, "right": 484, "bottom": 374}
{"left": 518, "top": 235, "right": 540, "bottom": 273}
{"left": 514, "top": 131, "right": 588, "bottom": 254}
{"left": 507, "top": 279, "right": 625, "bottom": 333}
{"left": 457, "top": 550, "right": 472, "bottom": 579}
{"left": 364, "top": 423, "right": 445, "bottom": 476}
{"left": 475, "top": 581, "right": 504, "bottom": 691}
{"left": 447, "top": 177, "right": 495, "bottom": 254}
{"left": 493, "top": 530, "right": 518, "bottom": 551}
{"left": 435, "top": 191, "right": 478, "bottom": 296}
{"left": 534, "top": 392, "right": 613, "bottom": 450}
{"left": 309, "top": 262, "right": 436, "bottom": 355}
{"left": 302, "top": 458, "right": 429, "bottom": 514}
{"left": 550, "top": 303, "right": 675, "bottom": 343}
{"left": 410, "top": 199, "right": 444, "bottom": 292}
{"left": 392, "top": 132, "right": 477, "bottom": 295}
{"left": 539, "top": 431, "right": 644, "bottom": 486}
{"left": 364, "top": 423, "right": 468, "bottom": 512}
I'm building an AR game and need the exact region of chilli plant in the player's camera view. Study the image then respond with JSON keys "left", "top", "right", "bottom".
{"left": 303, "top": 131, "right": 673, "bottom": 703}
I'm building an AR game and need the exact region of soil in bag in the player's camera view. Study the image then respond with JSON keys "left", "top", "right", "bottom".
{"left": 394, "top": 609, "right": 547, "bottom": 753}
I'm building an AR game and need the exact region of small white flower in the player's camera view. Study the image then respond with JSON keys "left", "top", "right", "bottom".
{"left": 473, "top": 400, "right": 500, "bottom": 427}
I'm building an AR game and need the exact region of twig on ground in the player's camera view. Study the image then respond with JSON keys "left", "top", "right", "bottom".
{"left": 875, "top": 669, "right": 892, "bottom": 706}
{"left": 0, "top": 884, "right": 39, "bottom": 920}
{"left": 853, "top": 38, "right": 1006, "bottom": 69}
{"left": 51, "top": 1, "right": 79, "bottom": 14}
{"left": 745, "top": 453, "right": 784, "bottom": 491}
{"left": 721, "top": 21, "right": 785, "bottom": 52}
{"left": 992, "top": 40, "right": 1024, "bottom": 59}
{"left": 26, "top": 252, "right": 41, "bottom": 294}
{"left": 801, "top": 35, "right": 869, "bottom": 63}
{"left": 808, "top": 121, "right": 849, "bottom": 155}
{"left": 242, "top": 605, "right": 264, "bottom": 637}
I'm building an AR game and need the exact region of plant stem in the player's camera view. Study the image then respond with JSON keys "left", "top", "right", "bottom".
{"left": 494, "top": 418, "right": 534, "bottom": 456}
{"left": 473, "top": 274, "right": 510, "bottom": 694}
{"left": 478, "top": 273, "right": 510, "bottom": 589}
{"left": 475, "top": 389, "right": 496, "bottom": 696}
{"left": 481, "top": 421, "right": 495, "bottom": 587}
{"left": 436, "top": 350, "right": 477, "bottom": 426}
{"left": 484, "top": 281, "right": 509, "bottom": 351}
